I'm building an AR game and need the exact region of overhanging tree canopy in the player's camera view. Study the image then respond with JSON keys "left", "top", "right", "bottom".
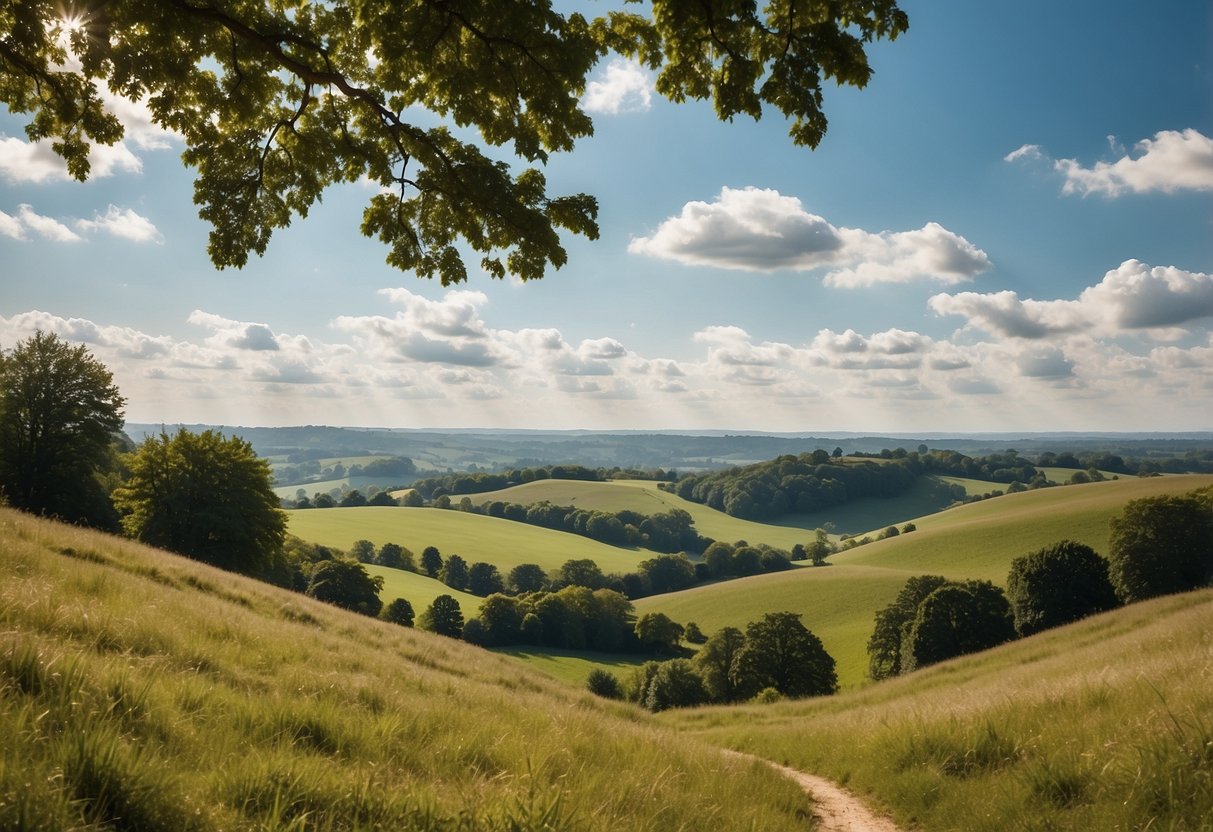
{"left": 1, "top": 1, "right": 907, "bottom": 283}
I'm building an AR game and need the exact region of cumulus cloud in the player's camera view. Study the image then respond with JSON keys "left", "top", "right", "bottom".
{"left": 1016, "top": 347, "right": 1075, "bottom": 379}
{"left": 1007, "top": 129, "right": 1213, "bottom": 196}
{"left": 582, "top": 58, "right": 653, "bottom": 114}
{"left": 808, "top": 328, "right": 932, "bottom": 369}
{"left": 0, "top": 204, "right": 83, "bottom": 242}
{"left": 76, "top": 205, "right": 162, "bottom": 243}
{"left": 188, "top": 311, "right": 281, "bottom": 351}
{"left": 629, "top": 187, "right": 990, "bottom": 285}
{"left": 931, "top": 260, "right": 1213, "bottom": 339}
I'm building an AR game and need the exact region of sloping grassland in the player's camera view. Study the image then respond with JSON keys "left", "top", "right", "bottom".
{"left": 0, "top": 508, "right": 819, "bottom": 831}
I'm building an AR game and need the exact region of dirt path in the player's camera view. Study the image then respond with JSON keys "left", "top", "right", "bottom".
{"left": 724, "top": 751, "right": 905, "bottom": 832}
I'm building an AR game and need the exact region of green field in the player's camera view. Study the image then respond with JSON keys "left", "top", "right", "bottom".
{"left": 468, "top": 474, "right": 966, "bottom": 543}
{"left": 628, "top": 475, "right": 1213, "bottom": 689}
{"left": 365, "top": 562, "right": 481, "bottom": 613}
{"left": 0, "top": 508, "right": 814, "bottom": 831}
{"left": 286, "top": 505, "right": 649, "bottom": 574}
{"left": 663, "top": 587, "right": 1213, "bottom": 832}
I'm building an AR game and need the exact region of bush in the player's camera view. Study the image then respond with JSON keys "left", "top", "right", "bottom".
{"left": 585, "top": 669, "right": 622, "bottom": 699}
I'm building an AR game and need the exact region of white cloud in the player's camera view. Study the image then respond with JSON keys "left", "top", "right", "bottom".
{"left": 1003, "top": 144, "right": 1043, "bottom": 163}
{"left": 0, "top": 209, "right": 26, "bottom": 240}
{"left": 76, "top": 205, "right": 162, "bottom": 243}
{"left": 1008, "top": 129, "right": 1213, "bottom": 196}
{"left": 6, "top": 204, "right": 84, "bottom": 243}
{"left": 629, "top": 187, "right": 990, "bottom": 285}
{"left": 582, "top": 58, "right": 653, "bottom": 114}
{"left": 931, "top": 260, "right": 1213, "bottom": 338}
{"left": 1016, "top": 347, "right": 1075, "bottom": 379}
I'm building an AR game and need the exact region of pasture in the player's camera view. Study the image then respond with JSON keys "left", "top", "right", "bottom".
{"left": 286, "top": 505, "right": 648, "bottom": 574}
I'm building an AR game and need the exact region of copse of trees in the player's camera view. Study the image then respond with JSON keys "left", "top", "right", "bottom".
{"left": 619, "top": 612, "right": 836, "bottom": 711}
{"left": 0, "top": 331, "right": 126, "bottom": 529}
{"left": 868, "top": 576, "right": 1014, "bottom": 679}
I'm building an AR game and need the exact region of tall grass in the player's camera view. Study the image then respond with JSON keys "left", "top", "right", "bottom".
{"left": 663, "top": 587, "right": 1213, "bottom": 831}
{"left": 0, "top": 508, "right": 815, "bottom": 831}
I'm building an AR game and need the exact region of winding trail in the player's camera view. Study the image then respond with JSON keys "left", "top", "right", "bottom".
{"left": 723, "top": 751, "right": 905, "bottom": 832}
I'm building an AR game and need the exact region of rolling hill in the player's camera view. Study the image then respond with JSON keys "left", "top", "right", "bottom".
{"left": 0, "top": 508, "right": 815, "bottom": 831}
{"left": 633, "top": 474, "right": 1213, "bottom": 688}
{"left": 662, "top": 586, "right": 1213, "bottom": 832}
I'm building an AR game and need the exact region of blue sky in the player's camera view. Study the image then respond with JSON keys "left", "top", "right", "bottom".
{"left": 2, "top": 0, "right": 1211, "bottom": 432}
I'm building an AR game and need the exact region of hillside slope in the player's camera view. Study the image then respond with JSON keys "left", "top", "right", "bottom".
{"left": 663, "top": 587, "right": 1213, "bottom": 831}
{"left": 636, "top": 475, "right": 1213, "bottom": 687}
{"left": 0, "top": 509, "right": 817, "bottom": 831}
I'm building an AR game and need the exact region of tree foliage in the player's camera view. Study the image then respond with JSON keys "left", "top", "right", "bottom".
{"left": 694, "top": 626, "right": 747, "bottom": 702}
{"left": 902, "top": 581, "right": 1014, "bottom": 672}
{"left": 1, "top": 2, "right": 907, "bottom": 283}
{"left": 114, "top": 428, "right": 286, "bottom": 577}
{"left": 419, "top": 594, "right": 464, "bottom": 639}
{"left": 381, "top": 597, "right": 415, "bottom": 627}
{"left": 866, "top": 574, "right": 949, "bottom": 681}
{"left": 736, "top": 612, "right": 837, "bottom": 698}
{"left": 1107, "top": 492, "right": 1213, "bottom": 603}
{"left": 0, "top": 331, "right": 125, "bottom": 527}
{"left": 307, "top": 558, "right": 384, "bottom": 616}
{"left": 1006, "top": 540, "right": 1119, "bottom": 636}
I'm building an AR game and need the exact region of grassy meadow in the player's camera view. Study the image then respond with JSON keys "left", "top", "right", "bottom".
{"left": 662, "top": 587, "right": 1213, "bottom": 832}
{"left": 0, "top": 508, "right": 818, "bottom": 831}
{"left": 286, "top": 506, "right": 647, "bottom": 574}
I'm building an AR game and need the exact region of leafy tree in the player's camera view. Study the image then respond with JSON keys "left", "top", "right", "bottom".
{"left": 902, "top": 581, "right": 1015, "bottom": 672}
{"left": 0, "top": 331, "right": 125, "bottom": 527}
{"left": 683, "top": 622, "right": 707, "bottom": 644}
{"left": 471, "top": 594, "right": 524, "bottom": 646}
{"left": 694, "top": 626, "right": 748, "bottom": 702}
{"left": 420, "top": 545, "right": 443, "bottom": 577}
{"left": 307, "top": 558, "right": 384, "bottom": 616}
{"left": 731, "top": 546, "right": 764, "bottom": 577}
{"left": 634, "top": 612, "right": 683, "bottom": 653}
{"left": 419, "top": 594, "right": 464, "bottom": 639}
{"left": 381, "top": 597, "right": 415, "bottom": 627}
{"left": 585, "top": 668, "right": 622, "bottom": 700}
{"left": 349, "top": 539, "right": 376, "bottom": 563}
{"left": 807, "top": 528, "right": 834, "bottom": 566}
{"left": 736, "top": 612, "right": 837, "bottom": 698}
{"left": 703, "top": 541, "right": 735, "bottom": 577}
{"left": 867, "top": 574, "right": 950, "bottom": 681}
{"left": 637, "top": 553, "right": 696, "bottom": 593}
{"left": 553, "top": 558, "right": 607, "bottom": 590}
{"left": 467, "top": 561, "right": 505, "bottom": 597}
{"left": 1107, "top": 492, "right": 1213, "bottom": 603}
{"left": 367, "top": 490, "right": 398, "bottom": 506}
{"left": 376, "top": 542, "right": 414, "bottom": 571}
{"left": 114, "top": 429, "right": 286, "bottom": 577}
{"left": 519, "top": 612, "right": 544, "bottom": 644}
{"left": 508, "top": 562, "right": 548, "bottom": 594}
{"left": 339, "top": 490, "right": 368, "bottom": 507}
{"left": 1006, "top": 540, "right": 1119, "bottom": 636}
{"left": 441, "top": 554, "right": 469, "bottom": 590}
{"left": 640, "top": 659, "right": 709, "bottom": 712}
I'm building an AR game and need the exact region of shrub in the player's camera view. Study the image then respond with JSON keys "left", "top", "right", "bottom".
{"left": 585, "top": 669, "right": 622, "bottom": 699}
